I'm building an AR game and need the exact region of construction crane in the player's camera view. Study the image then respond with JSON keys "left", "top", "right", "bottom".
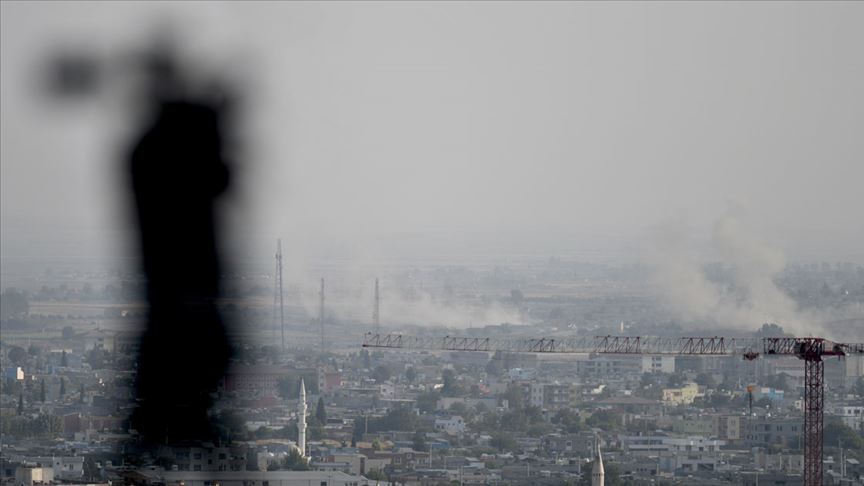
{"left": 362, "top": 332, "right": 864, "bottom": 486}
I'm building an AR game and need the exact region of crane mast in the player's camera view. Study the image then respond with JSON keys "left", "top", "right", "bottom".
{"left": 362, "top": 332, "right": 863, "bottom": 486}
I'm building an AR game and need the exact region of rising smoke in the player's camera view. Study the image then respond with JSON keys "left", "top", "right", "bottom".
{"left": 289, "top": 276, "right": 522, "bottom": 330}
{"left": 649, "top": 208, "right": 820, "bottom": 336}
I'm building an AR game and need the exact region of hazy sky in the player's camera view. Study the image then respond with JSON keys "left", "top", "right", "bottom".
{"left": 2, "top": 2, "right": 863, "bottom": 263}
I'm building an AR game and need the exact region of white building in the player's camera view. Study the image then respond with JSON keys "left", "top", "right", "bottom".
{"left": 641, "top": 355, "right": 675, "bottom": 374}
{"left": 837, "top": 406, "right": 864, "bottom": 431}
{"left": 434, "top": 416, "right": 466, "bottom": 435}
{"left": 620, "top": 435, "right": 726, "bottom": 455}
{"left": 8, "top": 457, "right": 83, "bottom": 479}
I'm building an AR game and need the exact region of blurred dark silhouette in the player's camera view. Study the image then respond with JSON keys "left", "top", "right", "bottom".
{"left": 43, "top": 32, "right": 241, "bottom": 446}
{"left": 124, "top": 46, "right": 234, "bottom": 446}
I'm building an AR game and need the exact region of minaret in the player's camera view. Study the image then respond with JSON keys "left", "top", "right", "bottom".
{"left": 591, "top": 438, "right": 605, "bottom": 486}
{"left": 297, "top": 378, "right": 307, "bottom": 457}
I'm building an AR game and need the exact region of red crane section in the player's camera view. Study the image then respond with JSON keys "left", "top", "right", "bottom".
{"left": 760, "top": 337, "right": 864, "bottom": 486}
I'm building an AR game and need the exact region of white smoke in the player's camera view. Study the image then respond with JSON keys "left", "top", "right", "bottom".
{"left": 285, "top": 267, "right": 523, "bottom": 330}
{"left": 648, "top": 209, "right": 819, "bottom": 335}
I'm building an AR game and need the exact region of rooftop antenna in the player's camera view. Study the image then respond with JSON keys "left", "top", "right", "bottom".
{"left": 373, "top": 278, "right": 380, "bottom": 332}
{"left": 274, "top": 239, "right": 285, "bottom": 352}
{"left": 319, "top": 278, "right": 325, "bottom": 355}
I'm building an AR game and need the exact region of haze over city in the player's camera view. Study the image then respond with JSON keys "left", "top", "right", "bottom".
{"left": 3, "top": 2, "right": 863, "bottom": 265}
{"left": 1, "top": 3, "right": 863, "bottom": 486}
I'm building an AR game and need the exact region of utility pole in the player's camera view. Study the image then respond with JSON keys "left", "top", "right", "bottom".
{"left": 373, "top": 278, "right": 380, "bottom": 332}
{"left": 274, "top": 239, "right": 285, "bottom": 352}
{"left": 319, "top": 278, "right": 325, "bottom": 355}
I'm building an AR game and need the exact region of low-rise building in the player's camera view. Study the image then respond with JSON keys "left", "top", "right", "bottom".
{"left": 434, "top": 416, "right": 465, "bottom": 436}
{"left": 662, "top": 383, "right": 701, "bottom": 405}
{"left": 161, "top": 470, "right": 368, "bottom": 486}
{"left": 835, "top": 405, "right": 864, "bottom": 431}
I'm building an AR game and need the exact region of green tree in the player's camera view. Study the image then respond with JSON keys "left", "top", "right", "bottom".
{"left": 17, "top": 392, "right": 24, "bottom": 415}
{"left": 449, "top": 402, "right": 468, "bottom": 416}
{"left": 59, "top": 378, "right": 66, "bottom": 397}
{"left": 485, "top": 358, "right": 503, "bottom": 377}
{"left": 316, "top": 397, "right": 327, "bottom": 425}
{"left": 416, "top": 391, "right": 440, "bottom": 413}
{"left": 358, "top": 405, "right": 420, "bottom": 435}
{"left": 83, "top": 458, "right": 100, "bottom": 481}
{"left": 214, "top": 410, "right": 248, "bottom": 442}
{"left": 405, "top": 366, "right": 417, "bottom": 383}
{"left": 441, "top": 369, "right": 461, "bottom": 396}
{"left": 604, "top": 463, "right": 624, "bottom": 486}
{"left": 551, "top": 409, "right": 582, "bottom": 433}
{"left": 640, "top": 372, "right": 655, "bottom": 388}
{"left": 824, "top": 418, "right": 864, "bottom": 451}
{"left": 510, "top": 289, "right": 524, "bottom": 305}
{"left": 79, "top": 383, "right": 85, "bottom": 403}
{"left": 666, "top": 373, "right": 686, "bottom": 388}
{"left": 366, "top": 469, "right": 387, "bottom": 481}
{"left": 307, "top": 423, "right": 324, "bottom": 441}
{"left": 372, "top": 364, "right": 392, "bottom": 383}
{"left": 412, "top": 430, "right": 428, "bottom": 451}
{"left": 527, "top": 422, "right": 554, "bottom": 437}
{"left": 854, "top": 377, "right": 864, "bottom": 398}
{"left": 61, "top": 350, "right": 69, "bottom": 367}
{"left": 490, "top": 432, "right": 517, "bottom": 452}
{"left": 379, "top": 405, "right": 418, "bottom": 431}
{"left": 695, "top": 373, "right": 715, "bottom": 388}
{"left": 40, "top": 379, "right": 46, "bottom": 402}
{"left": 352, "top": 416, "right": 366, "bottom": 443}
{"left": 0, "top": 288, "right": 29, "bottom": 320}
{"left": 280, "top": 449, "right": 310, "bottom": 471}
{"left": 502, "top": 383, "right": 524, "bottom": 411}
{"left": 85, "top": 348, "right": 108, "bottom": 370}
{"left": 586, "top": 410, "right": 620, "bottom": 431}
{"left": 8, "top": 346, "right": 27, "bottom": 366}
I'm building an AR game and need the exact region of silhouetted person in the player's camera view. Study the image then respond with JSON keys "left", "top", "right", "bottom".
{"left": 128, "top": 48, "right": 233, "bottom": 445}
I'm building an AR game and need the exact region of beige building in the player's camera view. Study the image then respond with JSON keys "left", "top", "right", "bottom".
{"left": 662, "top": 383, "right": 701, "bottom": 405}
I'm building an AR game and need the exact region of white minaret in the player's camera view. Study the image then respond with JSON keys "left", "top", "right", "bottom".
{"left": 591, "top": 438, "right": 605, "bottom": 486}
{"left": 297, "top": 378, "right": 307, "bottom": 457}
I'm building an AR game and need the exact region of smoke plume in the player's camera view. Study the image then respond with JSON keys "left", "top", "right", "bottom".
{"left": 649, "top": 209, "right": 818, "bottom": 335}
